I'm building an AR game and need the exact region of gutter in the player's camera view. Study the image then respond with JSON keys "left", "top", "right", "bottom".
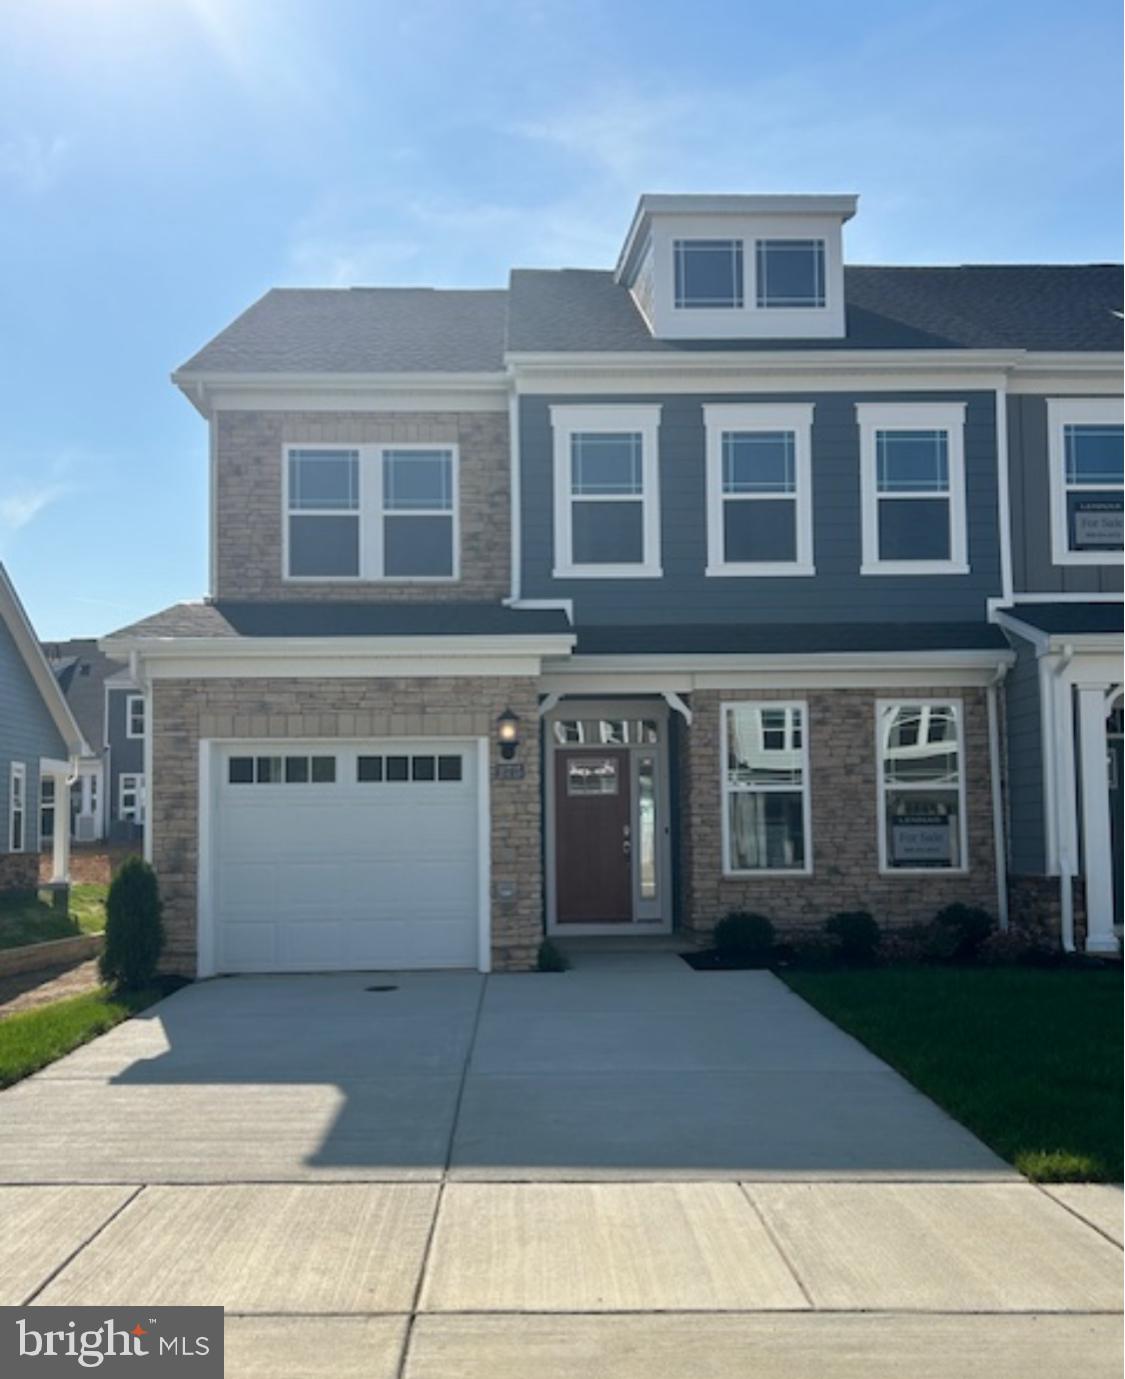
{"left": 987, "top": 663, "right": 1010, "bottom": 929}
{"left": 1052, "top": 643, "right": 1077, "bottom": 952}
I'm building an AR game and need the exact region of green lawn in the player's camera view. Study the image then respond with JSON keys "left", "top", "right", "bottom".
{"left": 0, "top": 883, "right": 107, "bottom": 950}
{"left": 781, "top": 964, "right": 1123, "bottom": 1182}
{"left": 0, "top": 984, "right": 166, "bottom": 1087}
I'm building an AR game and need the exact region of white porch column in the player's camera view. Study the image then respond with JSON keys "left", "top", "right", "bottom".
{"left": 1077, "top": 686, "right": 1118, "bottom": 954}
{"left": 48, "top": 766, "right": 71, "bottom": 884}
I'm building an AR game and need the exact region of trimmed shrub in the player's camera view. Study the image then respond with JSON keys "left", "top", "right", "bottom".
{"left": 824, "top": 910, "right": 881, "bottom": 964}
{"left": 977, "top": 928, "right": 1059, "bottom": 967}
{"left": 536, "top": 939, "right": 570, "bottom": 973}
{"left": 930, "top": 903, "right": 994, "bottom": 962}
{"left": 713, "top": 912, "right": 776, "bottom": 967}
{"left": 99, "top": 857, "right": 163, "bottom": 990}
{"left": 879, "top": 928, "right": 931, "bottom": 964}
{"left": 784, "top": 931, "right": 843, "bottom": 967}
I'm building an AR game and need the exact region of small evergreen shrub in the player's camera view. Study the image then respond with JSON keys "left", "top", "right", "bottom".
{"left": 99, "top": 857, "right": 164, "bottom": 990}
{"left": 930, "top": 903, "right": 995, "bottom": 962}
{"left": 785, "top": 931, "right": 843, "bottom": 967}
{"left": 713, "top": 912, "right": 775, "bottom": 967}
{"left": 536, "top": 939, "right": 570, "bottom": 972}
{"left": 824, "top": 910, "right": 881, "bottom": 963}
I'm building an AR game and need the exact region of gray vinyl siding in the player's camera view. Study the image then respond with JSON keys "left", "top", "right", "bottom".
{"left": 1007, "top": 395, "right": 1124, "bottom": 595}
{"left": 106, "top": 688, "right": 144, "bottom": 838}
{"left": 520, "top": 391, "right": 1002, "bottom": 623}
{"left": 1004, "top": 636, "right": 1047, "bottom": 874}
{"left": 0, "top": 621, "right": 68, "bottom": 854}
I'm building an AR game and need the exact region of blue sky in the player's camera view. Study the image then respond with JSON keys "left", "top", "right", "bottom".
{"left": 1, "top": 0, "right": 1120, "bottom": 639}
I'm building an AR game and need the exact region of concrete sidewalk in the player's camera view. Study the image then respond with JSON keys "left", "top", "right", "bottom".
{"left": 0, "top": 951, "right": 1120, "bottom": 1376}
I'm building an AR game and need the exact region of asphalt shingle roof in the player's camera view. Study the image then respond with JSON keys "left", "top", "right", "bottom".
{"left": 105, "top": 601, "right": 574, "bottom": 641}
{"left": 507, "top": 264, "right": 1123, "bottom": 354}
{"left": 572, "top": 622, "right": 1010, "bottom": 656}
{"left": 1001, "top": 602, "right": 1123, "bottom": 637}
{"left": 177, "top": 287, "right": 509, "bottom": 375}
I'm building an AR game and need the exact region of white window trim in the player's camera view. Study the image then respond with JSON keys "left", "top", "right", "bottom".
{"left": 125, "top": 692, "right": 145, "bottom": 739}
{"left": 282, "top": 443, "right": 461, "bottom": 584}
{"left": 704, "top": 403, "right": 815, "bottom": 576}
{"left": 9, "top": 762, "right": 26, "bottom": 853}
{"left": 119, "top": 772, "right": 146, "bottom": 824}
{"left": 875, "top": 697, "right": 968, "bottom": 876}
{"left": 550, "top": 404, "right": 662, "bottom": 579}
{"left": 857, "top": 402, "right": 969, "bottom": 576}
{"left": 720, "top": 700, "right": 813, "bottom": 877}
{"left": 1046, "top": 397, "right": 1124, "bottom": 567}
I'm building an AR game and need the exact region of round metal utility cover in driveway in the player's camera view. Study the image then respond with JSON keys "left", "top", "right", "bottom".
{"left": 211, "top": 740, "right": 480, "bottom": 972}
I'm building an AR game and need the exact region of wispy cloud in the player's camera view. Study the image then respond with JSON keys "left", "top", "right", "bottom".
{"left": 0, "top": 133, "right": 70, "bottom": 195}
{"left": 0, "top": 482, "right": 71, "bottom": 533}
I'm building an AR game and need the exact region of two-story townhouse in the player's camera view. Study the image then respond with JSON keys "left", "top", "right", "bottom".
{"left": 43, "top": 638, "right": 148, "bottom": 844}
{"left": 101, "top": 194, "right": 1122, "bottom": 977}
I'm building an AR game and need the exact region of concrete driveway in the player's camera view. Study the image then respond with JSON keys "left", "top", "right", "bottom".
{"left": 0, "top": 950, "right": 1120, "bottom": 1376}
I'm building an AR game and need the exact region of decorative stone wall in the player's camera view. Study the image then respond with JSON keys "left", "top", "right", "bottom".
{"left": 680, "top": 686, "right": 999, "bottom": 936}
{"left": 214, "top": 410, "right": 510, "bottom": 601}
{"left": 151, "top": 676, "right": 542, "bottom": 975}
{"left": 0, "top": 852, "right": 37, "bottom": 895}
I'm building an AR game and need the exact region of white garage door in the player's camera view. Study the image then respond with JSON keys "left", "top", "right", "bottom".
{"left": 211, "top": 741, "right": 480, "bottom": 972}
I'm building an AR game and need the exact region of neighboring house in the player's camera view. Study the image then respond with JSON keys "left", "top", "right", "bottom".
{"left": 43, "top": 639, "right": 147, "bottom": 844}
{"left": 101, "top": 193, "right": 1123, "bottom": 976}
{"left": 1, "top": 564, "right": 88, "bottom": 891}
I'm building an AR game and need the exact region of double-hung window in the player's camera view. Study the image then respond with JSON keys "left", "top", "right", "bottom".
{"left": 857, "top": 403, "right": 968, "bottom": 575}
{"left": 877, "top": 700, "right": 966, "bottom": 872}
{"left": 9, "top": 762, "right": 26, "bottom": 852}
{"left": 119, "top": 773, "right": 146, "bottom": 825}
{"left": 126, "top": 693, "right": 145, "bottom": 739}
{"left": 284, "top": 444, "right": 458, "bottom": 580}
{"left": 1046, "top": 398, "right": 1124, "bottom": 565}
{"left": 550, "top": 405, "right": 662, "bottom": 577}
{"left": 722, "top": 702, "right": 811, "bottom": 874}
{"left": 704, "top": 404, "right": 814, "bottom": 575}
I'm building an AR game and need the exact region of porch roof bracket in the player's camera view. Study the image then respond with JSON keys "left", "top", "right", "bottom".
{"left": 538, "top": 690, "right": 562, "bottom": 716}
{"left": 662, "top": 690, "right": 692, "bottom": 725}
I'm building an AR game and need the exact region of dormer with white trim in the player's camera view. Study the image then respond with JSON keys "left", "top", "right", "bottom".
{"left": 616, "top": 193, "right": 857, "bottom": 341}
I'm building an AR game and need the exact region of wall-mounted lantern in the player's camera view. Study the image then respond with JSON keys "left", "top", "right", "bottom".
{"left": 496, "top": 707, "right": 521, "bottom": 761}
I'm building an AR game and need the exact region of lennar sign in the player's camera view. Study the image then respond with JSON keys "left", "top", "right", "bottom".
{"left": 3, "top": 1308, "right": 223, "bottom": 1375}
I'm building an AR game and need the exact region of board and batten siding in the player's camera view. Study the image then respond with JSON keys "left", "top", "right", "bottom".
{"left": 0, "top": 620, "right": 68, "bottom": 855}
{"left": 520, "top": 391, "right": 1002, "bottom": 623}
{"left": 1003, "top": 636, "right": 1047, "bottom": 875}
{"left": 1007, "top": 395, "right": 1124, "bottom": 596}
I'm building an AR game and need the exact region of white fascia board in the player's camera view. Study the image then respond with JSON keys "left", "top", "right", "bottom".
{"left": 172, "top": 371, "right": 510, "bottom": 417}
{"left": 994, "top": 611, "right": 1123, "bottom": 659}
{"left": 0, "top": 564, "right": 89, "bottom": 756}
{"left": 100, "top": 632, "right": 577, "bottom": 681}
{"left": 541, "top": 647, "right": 1014, "bottom": 691}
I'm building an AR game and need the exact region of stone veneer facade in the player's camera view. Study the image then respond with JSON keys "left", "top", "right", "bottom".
{"left": 679, "top": 686, "right": 998, "bottom": 934}
{"left": 214, "top": 410, "right": 509, "bottom": 601}
{"left": 0, "top": 852, "right": 38, "bottom": 895}
{"left": 151, "top": 675, "right": 541, "bottom": 975}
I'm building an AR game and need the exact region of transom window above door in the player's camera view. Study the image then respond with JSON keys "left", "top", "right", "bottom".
{"left": 550, "top": 405, "right": 662, "bottom": 578}
{"left": 704, "top": 404, "right": 815, "bottom": 575}
{"left": 856, "top": 403, "right": 968, "bottom": 575}
{"left": 284, "top": 444, "right": 458, "bottom": 581}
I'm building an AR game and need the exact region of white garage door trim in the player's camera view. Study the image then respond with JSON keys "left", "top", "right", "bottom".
{"left": 196, "top": 737, "right": 492, "bottom": 976}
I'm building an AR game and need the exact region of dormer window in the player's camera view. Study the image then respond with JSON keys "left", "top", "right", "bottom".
{"left": 755, "top": 239, "right": 826, "bottom": 309}
{"left": 673, "top": 239, "right": 744, "bottom": 309}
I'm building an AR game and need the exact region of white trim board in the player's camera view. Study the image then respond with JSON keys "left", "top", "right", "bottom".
{"left": 1045, "top": 397, "right": 1124, "bottom": 568}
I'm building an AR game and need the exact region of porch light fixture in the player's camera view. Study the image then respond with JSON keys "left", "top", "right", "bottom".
{"left": 496, "top": 707, "right": 521, "bottom": 760}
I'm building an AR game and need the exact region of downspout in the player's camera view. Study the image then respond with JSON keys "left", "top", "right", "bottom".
{"left": 994, "top": 385, "right": 1014, "bottom": 606}
{"left": 1053, "top": 642, "right": 1076, "bottom": 952}
{"left": 987, "top": 665, "right": 1009, "bottom": 930}
{"left": 504, "top": 383, "right": 522, "bottom": 604}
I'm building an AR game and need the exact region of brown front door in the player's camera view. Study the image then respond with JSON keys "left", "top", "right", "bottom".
{"left": 555, "top": 748, "right": 632, "bottom": 924}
